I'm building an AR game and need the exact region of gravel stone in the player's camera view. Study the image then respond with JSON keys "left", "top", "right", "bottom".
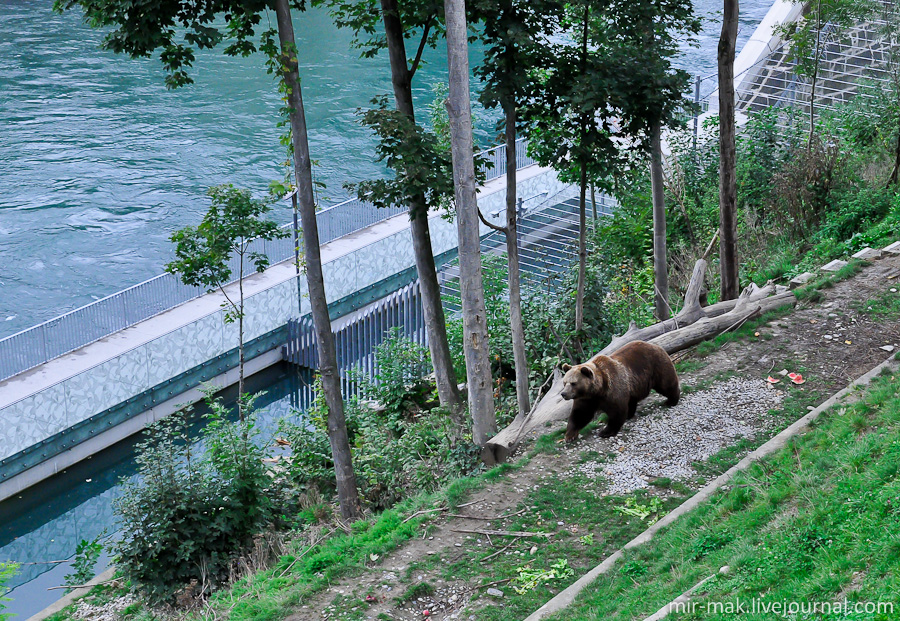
{"left": 566, "top": 377, "right": 784, "bottom": 495}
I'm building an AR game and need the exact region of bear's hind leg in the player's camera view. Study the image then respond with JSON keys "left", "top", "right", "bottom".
{"left": 656, "top": 376, "right": 680, "bottom": 407}
{"left": 598, "top": 405, "right": 628, "bottom": 438}
{"left": 565, "top": 399, "right": 596, "bottom": 443}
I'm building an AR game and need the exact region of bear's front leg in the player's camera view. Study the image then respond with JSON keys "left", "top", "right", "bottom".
{"left": 597, "top": 404, "right": 628, "bottom": 438}
{"left": 565, "top": 399, "right": 596, "bottom": 442}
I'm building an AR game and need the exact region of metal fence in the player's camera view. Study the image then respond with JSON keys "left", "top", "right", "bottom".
{"left": 0, "top": 139, "right": 532, "bottom": 382}
{"left": 283, "top": 280, "right": 426, "bottom": 398}
{"left": 440, "top": 190, "right": 618, "bottom": 305}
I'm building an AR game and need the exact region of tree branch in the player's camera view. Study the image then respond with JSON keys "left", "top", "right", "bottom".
{"left": 477, "top": 207, "right": 507, "bottom": 233}
{"left": 408, "top": 14, "right": 434, "bottom": 80}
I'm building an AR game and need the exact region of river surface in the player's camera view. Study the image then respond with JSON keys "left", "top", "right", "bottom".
{"left": 0, "top": 0, "right": 773, "bottom": 339}
{"left": 0, "top": 0, "right": 774, "bottom": 616}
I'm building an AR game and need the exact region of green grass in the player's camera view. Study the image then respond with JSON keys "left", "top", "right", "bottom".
{"left": 42, "top": 458, "right": 524, "bottom": 621}
{"left": 854, "top": 287, "right": 900, "bottom": 320}
{"left": 544, "top": 367, "right": 900, "bottom": 621}
{"left": 428, "top": 477, "right": 688, "bottom": 620}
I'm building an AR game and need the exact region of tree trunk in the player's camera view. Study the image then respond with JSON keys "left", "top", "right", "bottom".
{"left": 890, "top": 126, "right": 900, "bottom": 186}
{"left": 504, "top": 102, "right": 531, "bottom": 416}
{"left": 274, "top": 0, "right": 361, "bottom": 521}
{"left": 718, "top": 0, "right": 740, "bottom": 301}
{"left": 809, "top": 0, "right": 822, "bottom": 147}
{"left": 444, "top": 0, "right": 496, "bottom": 445}
{"left": 650, "top": 122, "right": 669, "bottom": 321}
{"left": 574, "top": 5, "right": 590, "bottom": 349}
{"left": 380, "top": 0, "right": 462, "bottom": 411}
{"left": 238, "top": 248, "right": 245, "bottom": 421}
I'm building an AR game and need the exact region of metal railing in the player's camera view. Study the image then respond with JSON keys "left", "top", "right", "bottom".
{"left": 0, "top": 139, "right": 535, "bottom": 382}
{"left": 283, "top": 280, "right": 426, "bottom": 398}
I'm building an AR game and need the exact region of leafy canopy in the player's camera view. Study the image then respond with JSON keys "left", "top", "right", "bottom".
{"left": 53, "top": 0, "right": 307, "bottom": 88}
{"left": 524, "top": 0, "right": 699, "bottom": 186}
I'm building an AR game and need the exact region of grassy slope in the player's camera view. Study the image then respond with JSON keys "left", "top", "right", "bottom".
{"left": 547, "top": 362, "right": 900, "bottom": 621}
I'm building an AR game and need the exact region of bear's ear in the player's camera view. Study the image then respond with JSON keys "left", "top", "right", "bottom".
{"left": 562, "top": 363, "right": 572, "bottom": 372}
{"left": 579, "top": 366, "right": 594, "bottom": 380}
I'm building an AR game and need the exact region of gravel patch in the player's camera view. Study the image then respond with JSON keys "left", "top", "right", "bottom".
{"left": 71, "top": 594, "right": 135, "bottom": 621}
{"left": 568, "top": 377, "right": 784, "bottom": 495}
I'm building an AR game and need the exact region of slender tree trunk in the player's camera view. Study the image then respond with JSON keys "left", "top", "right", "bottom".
{"left": 718, "top": 0, "right": 740, "bottom": 301}
{"left": 650, "top": 122, "right": 670, "bottom": 321}
{"left": 380, "top": 0, "right": 462, "bottom": 411}
{"left": 574, "top": 5, "right": 589, "bottom": 349}
{"left": 576, "top": 163, "right": 587, "bottom": 343}
{"left": 238, "top": 249, "right": 245, "bottom": 421}
{"left": 444, "top": 0, "right": 496, "bottom": 444}
{"left": 503, "top": 102, "right": 530, "bottom": 416}
{"left": 274, "top": 0, "right": 360, "bottom": 521}
{"left": 809, "top": 0, "right": 822, "bottom": 147}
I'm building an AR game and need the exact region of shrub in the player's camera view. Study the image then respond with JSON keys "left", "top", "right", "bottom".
{"left": 280, "top": 341, "right": 482, "bottom": 510}
{"left": 0, "top": 563, "right": 17, "bottom": 621}
{"left": 114, "top": 396, "right": 278, "bottom": 604}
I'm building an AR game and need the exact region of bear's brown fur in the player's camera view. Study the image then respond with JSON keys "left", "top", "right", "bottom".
{"left": 560, "top": 340, "right": 679, "bottom": 441}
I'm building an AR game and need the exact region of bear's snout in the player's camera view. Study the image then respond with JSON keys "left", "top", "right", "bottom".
{"left": 561, "top": 385, "right": 574, "bottom": 400}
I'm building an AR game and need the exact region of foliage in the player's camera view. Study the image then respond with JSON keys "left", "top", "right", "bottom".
{"left": 349, "top": 97, "right": 455, "bottom": 219}
{"left": 64, "top": 535, "right": 104, "bottom": 591}
{"left": 313, "top": 0, "right": 445, "bottom": 61}
{"left": 356, "top": 328, "right": 434, "bottom": 429}
{"left": 0, "top": 563, "right": 17, "bottom": 621}
{"left": 280, "top": 341, "right": 481, "bottom": 510}
{"left": 53, "top": 0, "right": 300, "bottom": 89}
{"left": 513, "top": 558, "right": 574, "bottom": 594}
{"left": 167, "top": 185, "right": 287, "bottom": 322}
{"left": 114, "top": 397, "right": 278, "bottom": 604}
{"left": 524, "top": 0, "right": 699, "bottom": 186}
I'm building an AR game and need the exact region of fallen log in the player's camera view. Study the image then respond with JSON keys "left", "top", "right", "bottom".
{"left": 480, "top": 280, "right": 796, "bottom": 465}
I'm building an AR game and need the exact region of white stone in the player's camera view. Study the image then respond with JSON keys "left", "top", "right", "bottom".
{"left": 881, "top": 345, "right": 895, "bottom": 352}
{"left": 883, "top": 241, "right": 900, "bottom": 255}
{"left": 821, "top": 259, "right": 848, "bottom": 272}
{"left": 486, "top": 588, "right": 505, "bottom": 598}
{"left": 789, "top": 271, "right": 816, "bottom": 289}
{"left": 852, "top": 247, "right": 881, "bottom": 260}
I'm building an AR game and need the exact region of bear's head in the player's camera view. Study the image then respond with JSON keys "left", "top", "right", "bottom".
{"left": 560, "top": 362, "right": 604, "bottom": 400}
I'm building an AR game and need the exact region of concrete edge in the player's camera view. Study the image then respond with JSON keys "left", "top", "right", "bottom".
{"left": 523, "top": 353, "right": 900, "bottom": 621}
{"left": 26, "top": 566, "right": 118, "bottom": 621}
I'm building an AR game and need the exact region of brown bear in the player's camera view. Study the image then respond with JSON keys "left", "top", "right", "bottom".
{"left": 560, "top": 340, "right": 680, "bottom": 442}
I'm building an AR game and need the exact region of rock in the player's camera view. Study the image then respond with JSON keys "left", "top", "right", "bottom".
{"left": 821, "top": 259, "right": 847, "bottom": 272}
{"left": 881, "top": 345, "right": 895, "bottom": 352}
{"left": 719, "top": 565, "right": 731, "bottom": 575}
{"left": 789, "top": 272, "right": 816, "bottom": 289}
{"left": 883, "top": 240, "right": 900, "bottom": 255}
{"left": 852, "top": 247, "right": 882, "bottom": 260}
{"left": 824, "top": 335, "right": 833, "bottom": 340}
{"left": 486, "top": 588, "right": 505, "bottom": 598}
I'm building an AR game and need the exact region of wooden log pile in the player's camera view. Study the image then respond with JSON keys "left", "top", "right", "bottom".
{"left": 480, "top": 259, "right": 796, "bottom": 465}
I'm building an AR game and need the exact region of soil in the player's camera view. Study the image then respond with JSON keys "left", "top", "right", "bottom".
{"left": 285, "top": 252, "right": 900, "bottom": 621}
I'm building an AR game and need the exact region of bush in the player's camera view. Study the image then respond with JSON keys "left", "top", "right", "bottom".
{"left": 280, "top": 338, "right": 482, "bottom": 511}
{"left": 114, "top": 396, "right": 278, "bottom": 604}
{"left": 0, "top": 563, "right": 17, "bottom": 621}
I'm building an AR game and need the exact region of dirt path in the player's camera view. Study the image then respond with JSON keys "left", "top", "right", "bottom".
{"left": 287, "top": 254, "right": 900, "bottom": 621}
